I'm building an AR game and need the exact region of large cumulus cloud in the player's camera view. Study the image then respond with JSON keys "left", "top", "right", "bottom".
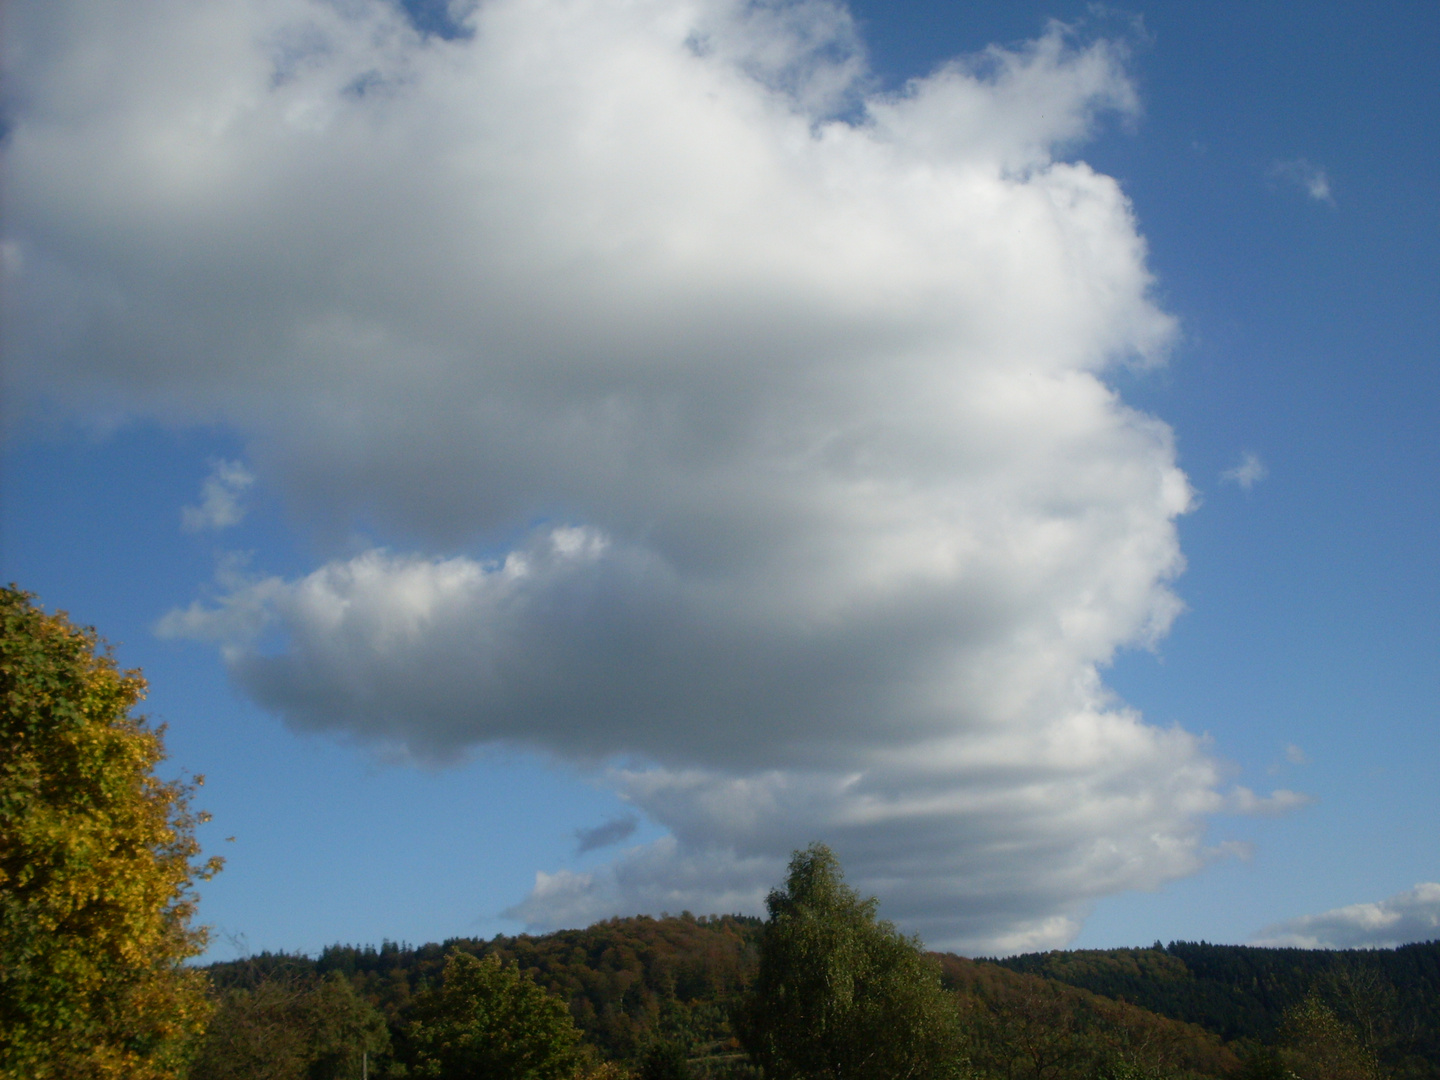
{"left": 4, "top": 0, "right": 1288, "bottom": 951}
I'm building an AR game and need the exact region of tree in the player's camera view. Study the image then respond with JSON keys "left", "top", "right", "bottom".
{"left": 400, "top": 950, "right": 585, "bottom": 1079}
{"left": 1277, "top": 995, "right": 1381, "bottom": 1080}
{"left": 963, "top": 977, "right": 1085, "bottom": 1080}
{"left": 0, "top": 586, "right": 222, "bottom": 1079}
{"left": 734, "top": 843, "right": 964, "bottom": 1080}
{"left": 636, "top": 1038, "right": 691, "bottom": 1080}
{"left": 187, "top": 971, "right": 391, "bottom": 1080}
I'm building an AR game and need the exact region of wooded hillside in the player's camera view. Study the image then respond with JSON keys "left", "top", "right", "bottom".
{"left": 994, "top": 941, "right": 1440, "bottom": 1079}
{"left": 201, "top": 917, "right": 1440, "bottom": 1079}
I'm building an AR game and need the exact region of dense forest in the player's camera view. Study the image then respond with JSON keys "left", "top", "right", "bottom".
{"left": 198, "top": 916, "right": 1439, "bottom": 1080}
{"left": 206, "top": 914, "right": 765, "bottom": 1070}
{"left": 994, "top": 941, "right": 1440, "bottom": 1078}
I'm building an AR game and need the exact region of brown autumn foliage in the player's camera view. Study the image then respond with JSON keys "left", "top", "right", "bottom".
{"left": 938, "top": 954, "right": 1239, "bottom": 1080}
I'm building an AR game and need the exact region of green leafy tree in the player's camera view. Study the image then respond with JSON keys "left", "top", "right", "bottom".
{"left": 400, "top": 950, "right": 584, "bottom": 1079}
{"left": 964, "top": 978, "right": 1085, "bottom": 1080}
{"left": 1235, "top": 1043, "right": 1287, "bottom": 1080}
{"left": 734, "top": 843, "right": 964, "bottom": 1080}
{"left": 0, "top": 587, "right": 222, "bottom": 1079}
{"left": 637, "top": 1038, "right": 691, "bottom": 1080}
{"left": 188, "top": 971, "right": 391, "bottom": 1080}
{"left": 1278, "top": 995, "right": 1381, "bottom": 1080}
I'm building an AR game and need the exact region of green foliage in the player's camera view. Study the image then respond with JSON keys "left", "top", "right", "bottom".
{"left": 264, "top": 915, "right": 764, "bottom": 1064}
{"left": 187, "top": 971, "right": 390, "bottom": 1080}
{"left": 1277, "top": 995, "right": 1380, "bottom": 1080}
{"left": 1235, "top": 1043, "right": 1288, "bottom": 1080}
{"left": 399, "top": 950, "right": 584, "bottom": 1079}
{"left": 201, "top": 916, "right": 1440, "bottom": 1080}
{"left": 0, "top": 587, "right": 221, "bottom": 1080}
{"left": 637, "top": 1039, "right": 692, "bottom": 1080}
{"left": 992, "top": 941, "right": 1440, "bottom": 1078}
{"left": 940, "top": 955, "right": 1236, "bottom": 1080}
{"left": 734, "top": 843, "right": 964, "bottom": 1080}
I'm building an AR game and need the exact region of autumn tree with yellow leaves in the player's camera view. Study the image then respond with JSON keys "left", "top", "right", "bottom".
{"left": 0, "top": 587, "right": 222, "bottom": 1079}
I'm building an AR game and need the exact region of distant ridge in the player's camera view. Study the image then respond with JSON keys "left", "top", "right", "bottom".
{"left": 989, "top": 940, "right": 1440, "bottom": 1076}
{"left": 203, "top": 920, "right": 1440, "bottom": 1078}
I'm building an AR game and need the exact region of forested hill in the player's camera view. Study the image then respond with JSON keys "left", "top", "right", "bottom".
{"left": 203, "top": 916, "right": 1440, "bottom": 1078}
{"left": 206, "top": 914, "right": 1235, "bottom": 1074}
{"left": 208, "top": 915, "right": 766, "bottom": 1063}
{"left": 993, "top": 940, "right": 1440, "bottom": 1073}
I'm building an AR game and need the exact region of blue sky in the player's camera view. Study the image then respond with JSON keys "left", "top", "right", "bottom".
{"left": 3, "top": 0, "right": 1436, "bottom": 957}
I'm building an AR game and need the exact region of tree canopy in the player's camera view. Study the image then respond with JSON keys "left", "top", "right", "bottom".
{"left": 735, "top": 843, "right": 964, "bottom": 1080}
{"left": 0, "top": 586, "right": 221, "bottom": 1079}
{"left": 399, "top": 950, "right": 585, "bottom": 1079}
{"left": 188, "top": 970, "right": 391, "bottom": 1080}
{"left": 1277, "top": 995, "right": 1381, "bottom": 1080}
{"left": 196, "top": 914, "right": 1435, "bottom": 1080}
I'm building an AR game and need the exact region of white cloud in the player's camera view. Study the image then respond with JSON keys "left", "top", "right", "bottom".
{"left": 1221, "top": 451, "right": 1267, "bottom": 490}
{"left": 1224, "top": 786, "right": 1313, "bottom": 816}
{"left": 1269, "top": 158, "right": 1335, "bottom": 205}
{"left": 1253, "top": 883, "right": 1440, "bottom": 949}
{"left": 182, "top": 459, "right": 256, "bottom": 532}
{"left": 1284, "top": 742, "right": 1309, "bottom": 766}
{"left": 6, "top": 0, "right": 1286, "bottom": 951}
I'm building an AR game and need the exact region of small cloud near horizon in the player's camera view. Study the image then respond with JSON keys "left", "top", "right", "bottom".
{"left": 1253, "top": 883, "right": 1440, "bottom": 949}
{"left": 1268, "top": 158, "right": 1335, "bottom": 205}
{"left": 1221, "top": 452, "right": 1267, "bottom": 491}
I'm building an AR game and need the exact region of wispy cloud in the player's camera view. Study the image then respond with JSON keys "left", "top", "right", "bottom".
{"left": 1269, "top": 741, "right": 1311, "bottom": 775}
{"left": 1253, "top": 883, "right": 1440, "bottom": 948}
{"left": 1225, "top": 786, "right": 1313, "bottom": 816}
{"left": 1269, "top": 158, "right": 1336, "bottom": 205}
{"left": 182, "top": 460, "right": 255, "bottom": 532}
{"left": 576, "top": 815, "right": 640, "bottom": 855}
{"left": 1221, "top": 451, "right": 1268, "bottom": 490}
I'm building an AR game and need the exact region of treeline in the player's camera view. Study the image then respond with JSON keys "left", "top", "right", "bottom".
{"left": 194, "top": 910, "right": 1439, "bottom": 1080}
{"left": 939, "top": 955, "right": 1237, "bottom": 1080}
{"left": 993, "top": 941, "right": 1440, "bottom": 1078}
{"left": 205, "top": 914, "right": 764, "bottom": 1069}
{"left": 192, "top": 851, "right": 1232, "bottom": 1080}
